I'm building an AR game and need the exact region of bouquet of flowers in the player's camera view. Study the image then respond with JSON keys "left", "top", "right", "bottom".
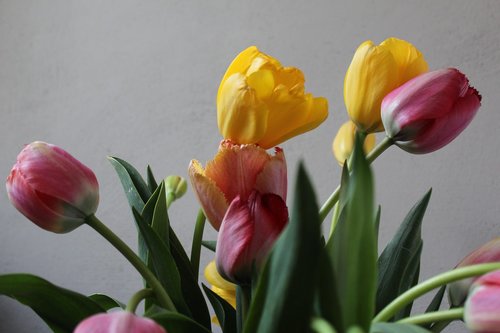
{"left": 2, "top": 38, "right": 498, "bottom": 333}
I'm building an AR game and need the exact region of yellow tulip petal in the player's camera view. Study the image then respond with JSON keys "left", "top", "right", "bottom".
{"left": 344, "top": 41, "right": 400, "bottom": 132}
{"left": 247, "top": 70, "right": 275, "bottom": 100}
{"left": 332, "top": 121, "right": 377, "bottom": 166}
{"left": 218, "top": 46, "right": 259, "bottom": 98}
{"left": 188, "top": 160, "right": 228, "bottom": 230}
{"left": 217, "top": 73, "right": 269, "bottom": 144}
{"left": 204, "top": 261, "right": 237, "bottom": 292}
{"left": 381, "top": 37, "right": 429, "bottom": 83}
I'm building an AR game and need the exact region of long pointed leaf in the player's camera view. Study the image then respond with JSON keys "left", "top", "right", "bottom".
{"left": 202, "top": 284, "right": 237, "bottom": 333}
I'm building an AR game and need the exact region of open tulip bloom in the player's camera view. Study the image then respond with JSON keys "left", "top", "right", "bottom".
{"left": 1, "top": 40, "right": 497, "bottom": 333}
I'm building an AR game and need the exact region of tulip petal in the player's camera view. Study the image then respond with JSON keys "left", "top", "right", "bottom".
{"left": 381, "top": 37, "right": 428, "bottom": 83}
{"left": 216, "top": 196, "right": 254, "bottom": 282}
{"left": 75, "top": 312, "right": 166, "bottom": 333}
{"left": 204, "top": 142, "right": 271, "bottom": 203}
{"left": 217, "top": 73, "right": 270, "bottom": 144}
{"left": 218, "top": 46, "right": 260, "bottom": 99}
{"left": 254, "top": 147, "right": 287, "bottom": 200}
{"left": 188, "top": 160, "right": 228, "bottom": 230}
{"left": 465, "top": 285, "right": 500, "bottom": 332}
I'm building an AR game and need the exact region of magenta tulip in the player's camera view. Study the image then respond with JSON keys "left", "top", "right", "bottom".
{"left": 448, "top": 237, "right": 500, "bottom": 307}
{"left": 6, "top": 141, "right": 99, "bottom": 233}
{"left": 381, "top": 68, "right": 481, "bottom": 154}
{"left": 74, "top": 312, "right": 166, "bottom": 333}
{"left": 464, "top": 270, "right": 500, "bottom": 333}
{"left": 216, "top": 190, "right": 288, "bottom": 283}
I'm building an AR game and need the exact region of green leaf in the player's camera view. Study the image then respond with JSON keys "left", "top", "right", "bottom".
{"left": 243, "top": 163, "right": 322, "bottom": 333}
{"left": 376, "top": 190, "right": 432, "bottom": 318}
{"left": 370, "top": 322, "right": 432, "bottom": 333}
{"left": 0, "top": 274, "right": 104, "bottom": 333}
{"left": 201, "top": 240, "right": 216, "bottom": 252}
{"left": 202, "top": 284, "right": 237, "bottom": 333}
{"left": 88, "top": 294, "right": 125, "bottom": 310}
{"left": 150, "top": 182, "right": 170, "bottom": 245}
{"left": 132, "top": 209, "right": 191, "bottom": 317}
{"left": 329, "top": 134, "right": 377, "bottom": 332}
{"left": 108, "top": 156, "right": 152, "bottom": 211}
{"left": 148, "top": 311, "right": 212, "bottom": 333}
{"left": 315, "top": 249, "right": 343, "bottom": 331}
{"left": 422, "top": 286, "right": 447, "bottom": 330}
{"left": 147, "top": 165, "right": 159, "bottom": 193}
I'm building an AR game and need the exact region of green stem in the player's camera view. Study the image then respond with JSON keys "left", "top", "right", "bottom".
{"left": 396, "top": 308, "right": 464, "bottom": 325}
{"left": 126, "top": 288, "right": 153, "bottom": 313}
{"left": 85, "top": 214, "right": 176, "bottom": 311}
{"left": 319, "top": 136, "right": 393, "bottom": 223}
{"left": 236, "top": 285, "right": 251, "bottom": 333}
{"left": 190, "top": 209, "right": 206, "bottom": 280}
{"left": 373, "top": 262, "right": 500, "bottom": 323}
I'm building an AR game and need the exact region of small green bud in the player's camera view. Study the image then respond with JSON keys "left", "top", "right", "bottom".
{"left": 165, "top": 175, "right": 187, "bottom": 200}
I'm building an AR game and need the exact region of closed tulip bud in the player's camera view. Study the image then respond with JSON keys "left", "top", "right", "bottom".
{"left": 6, "top": 141, "right": 99, "bottom": 233}
{"left": 165, "top": 175, "right": 187, "bottom": 200}
{"left": 332, "top": 121, "right": 376, "bottom": 166}
{"left": 464, "top": 270, "right": 500, "bottom": 333}
{"left": 344, "top": 38, "right": 428, "bottom": 133}
{"left": 216, "top": 190, "right": 288, "bottom": 284}
{"left": 217, "top": 46, "right": 328, "bottom": 149}
{"left": 381, "top": 68, "right": 481, "bottom": 154}
{"left": 448, "top": 237, "right": 500, "bottom": 307}
{"left": 74, "top": 312, "right": 166, "bottom": 333}
{"left": 189, "top": 140, "right": 287, "bottom": 231}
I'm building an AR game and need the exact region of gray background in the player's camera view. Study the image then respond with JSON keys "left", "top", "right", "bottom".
{"left": 1, "top": 1, "right": 499, "bottom": 332}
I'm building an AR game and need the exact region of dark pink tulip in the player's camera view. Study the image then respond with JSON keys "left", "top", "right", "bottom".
{"left": 6, "top": 141, "right": 99, "bottom": 233}
{"left": 448, "top": 237, "right": 500, "bottom": 307}
{"left": 381, "top": 68, "right": 481, "bottom": 154}
{"left": 465, "top": 270, "right": 500, "bottom": 333}
{"left": 216, "top": 190, "right": 288, "bottom": 284}
{"left": 74, "top": 312, "right": 166, "bottom": 333}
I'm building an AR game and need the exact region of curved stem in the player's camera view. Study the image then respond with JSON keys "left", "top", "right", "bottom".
{"left": 126, "top": 288, "right": 153, "bottom": 313}
{"left": 373, "top": 262, "right": 500, "bottom": 323}
{"left": 190, "top": 209, "right": 206, "bottom": 280}
{"left": 319, "top": 136, "right": 393, "bottom": 223}
{"left": 85, "top": 214, "right": 176, "bottom": 311}
{"left": 396, "top": 308, "right": 464, "bottom": 325}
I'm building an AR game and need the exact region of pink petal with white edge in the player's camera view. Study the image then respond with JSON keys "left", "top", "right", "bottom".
{"left": 205, "top": 141, "right": 271, "bottom": 203}
{"left": 465, "top": 284, "right": 500, "bottom": 332}
{"left": 216, "top": 195, "right": 254, "bottom": 282}
{"left": 188, "top": 160, "right": 228, "bottom": 230}
{"left": 74, "top": 311, "right": 166, "bottom": 333}
{"left": 398, "top": 86, "right": 480, "bottom": 154}
{"left": 254, "top": 147, "right": 287, "bottom": 200}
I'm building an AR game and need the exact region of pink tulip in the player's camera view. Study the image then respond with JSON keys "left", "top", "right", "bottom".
{"left": 216, "top": 190, "right": 288, "bottom": 283}
{"left": 465, "top": 270, "right": 500, "bottom": 333}
{"left": 188, "top": 140, "right": 287, "bottom": 230}
{"left": 381, "top": 68, "right": 481, "bottom": 154}
{"left": 6, "top": 141, "right": 99, "bottom": 233}
{"left": 448, "top": 238, "right": 500, "bottom": 307}
{"left": 74, "top": 312, "right": 166, "bottom": 333}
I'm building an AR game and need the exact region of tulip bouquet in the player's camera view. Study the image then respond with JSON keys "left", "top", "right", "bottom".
{"left": 2, "top": 38, "right": 498, "bottom": 333}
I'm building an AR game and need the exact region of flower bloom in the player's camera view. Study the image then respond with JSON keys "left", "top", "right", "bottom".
{"left": 217, "top": 46, "right": 328, "bottom": 149}
{"left": 332, "top": 121, "right": 376, "bottom": 165}
{"left": 216, "top": 189, "right": 288, "bottom": 283}
{"left": 6, "top": 141, "right": 99, "bottom": 233}
{"left": 74, "top": 312, "right": 166, "bottom": 333}
{"left": 204, "top": 260, "right": 236, "bottom": 309}
{"left": 464, "top": 270, "right": 500, "bottom": 333}
{"left": 448, "top": 237, "right": 500, "bottom": 307}
{"left": 188, "top": 140, "right": 287, "bottom": 230}
{"left": 381, "top": 68, "right": 481, "bottom": 154}
{"left": 344, "top": 38, "right": 428, "bottom": 133}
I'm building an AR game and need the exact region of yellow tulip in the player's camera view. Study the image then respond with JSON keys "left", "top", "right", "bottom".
{"left": 332, "top": 121, "right": 376, "bottom": 166}
{"left": 344, "top": 38, "right": 428, "bottom": 133}
{"left": 217, "top": 46, "right": 328, "bottom": 149}
{"left": 204, "top": 260, "right": 236, "bottom": 309}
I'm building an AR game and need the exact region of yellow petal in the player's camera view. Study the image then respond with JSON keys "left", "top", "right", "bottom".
{"left": 204, "top": 261, "right": 237, "bottom": 306}
{"left": 332, "top": 121, "right": 376, "bottom": 166}
{"left": 218, "top": 46, "right": 260, "bottom": 99}
{"left": 380, "top": 37, "right": 428, "bottom": 83}
{"left": 344, "top": 41, "right": 400, "bottom": 132}
{"left": 247, "top": 69, "right": 275, "bottom": 100}
{"left": 188, "top": 160, "right": 228, "bottom": 230}
{"left": 217, "top": 73, "right": 269, "bottom": 144}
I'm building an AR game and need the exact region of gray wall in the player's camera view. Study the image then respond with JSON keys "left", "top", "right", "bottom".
{"left": 1, "top": 1, "right": 499, "bottom": 332}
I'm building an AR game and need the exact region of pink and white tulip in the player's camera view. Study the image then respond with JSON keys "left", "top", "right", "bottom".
{"left": 188, "top": 140, "right": 287, "bottom": 230}
{"left": 448, "top": 237, "right": 500, "bottom": 307}
{"left": 74, "top": 312, "right": 166, "bottom": 333}
{"left": 465, "top": 270, "right": 500, "bottom": 333}
{"left": 216, "top": 190, "right": 288, "bottom": 283}
{"left": 381, "top": 68, "right": 481, "bottom": 154}
{"left": 6, "top": 141, "right": 99, "bottom": 233}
